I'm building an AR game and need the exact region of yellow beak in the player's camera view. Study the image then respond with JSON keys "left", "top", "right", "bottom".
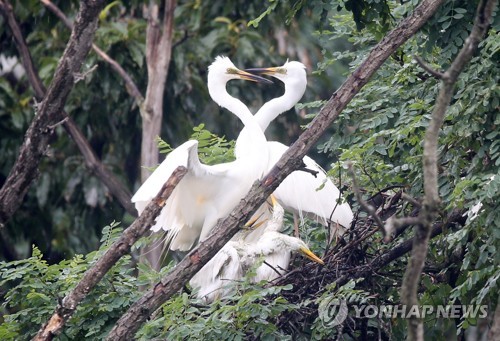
{"left": 244, "top": 66, "right": 284, "bottom": 76}
{"left": 299, "top": 246, "right": 325, "bottom": 265}
{"left": 270, "top": 194, "right": 278, "bottom": 208}
{"left": 235, "top": 69, "right": 273, "bottom": 84}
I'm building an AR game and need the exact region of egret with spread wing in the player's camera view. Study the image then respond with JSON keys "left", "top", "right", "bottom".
{"left": 132, "top": 57, "right": 271, "bottom": 251}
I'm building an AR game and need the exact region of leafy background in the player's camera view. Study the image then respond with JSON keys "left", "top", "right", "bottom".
{"left": 0, "top": 0, "right": 498, "bottom": 339}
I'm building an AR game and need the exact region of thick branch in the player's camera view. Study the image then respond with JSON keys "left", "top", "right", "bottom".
{"left": 140, "top": 0, "right": 176, "bottom": 182}
{"left": 106, "top": 0, "right": 447, "bottom": 338}
{"left": 41, "top": 0, "right": 145, "bottom": 105}
{"left": 400, "top": 1, "right": 497, "bottom": 340}
{"left": 0, "top": 0, "right": 106, "bottom": 228}
{"left": 489, "top": 300, "right": 500, "bottom": 341}
{"left": 0, "top": 0, "right": 136, "bottom": 217}
{"left": 33, "top": 166, "right": 187, "bottom": 341}
{"left": 139, "top": 0, "right": 176, "bottom": 268}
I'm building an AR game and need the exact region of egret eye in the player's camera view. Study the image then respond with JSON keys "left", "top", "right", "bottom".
{"left": 275, "top": 67, "right": 287, "bottom": 74}
{"left": 226, "top": 67, "right": 238, "bottom": 74}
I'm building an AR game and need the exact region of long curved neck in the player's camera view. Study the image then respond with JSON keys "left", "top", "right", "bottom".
{"left": 254, "top": 82, "right": 304, "bottom": 131}
{"left": 209, "top": 86, "right": 255, "bottom": 130}
{"left": 208, "top": 80, "right": 266, "bottom": 158}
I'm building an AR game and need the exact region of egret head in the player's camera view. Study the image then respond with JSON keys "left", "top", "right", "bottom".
{"left": 270, "top": 233, "right": 324, "bottom": 265}
{"left": 292, "top": 239, "right": 325, "bottom": 265}
{"left": 207, "top": 56, "right": 273, "bottom": 111}
{"left": 245, "top": 60, "right": 307, "bottom": 88}
{"left": 208, "top": 56, "right": 273, "bottom": 86}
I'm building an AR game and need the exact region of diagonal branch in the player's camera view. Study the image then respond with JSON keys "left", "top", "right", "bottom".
{"left": 0, "top": 0, "right": 107, "bottom": 227}
{"left": 346, "top": 162, "right": 386, "bottom": 235}
{"left": 400, "top": 1, "right": 497, "bottom": 340}
{"left": 0, "top": 0, "right": 136, "bottom": 217}
{"left": 33, "top": 166, "right": 187, "bottom": 341}
{"left": 106, "top": 0, "right": 447, "bottom": 338}
{"left": 41, "top": 0, "right": 145, "bottom": 105}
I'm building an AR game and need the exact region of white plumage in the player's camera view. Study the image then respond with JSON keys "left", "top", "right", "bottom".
{"left": 237, "top": 60, "right": 353, "bottom": 235}
{"left": 190, "top": 196, "right": 324, "bottom": 302}
{"left": 132, "top": 57, "right": 271, "bottom": 251}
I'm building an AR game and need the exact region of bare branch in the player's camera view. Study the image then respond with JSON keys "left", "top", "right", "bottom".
{"left": 0, "top": 0, "right": 107, "bottom": 228}
{"left": 401, "top": 1, "right": 497, "bottom": 339}
{"left": 73, "top": 64, "right": 98, "bottom": 83}
{"left": 414, "top": 55, "right": 444, "bottom": 79}
{"left": 346, "top": 162, "right": 386, "bottom": 235}
{"left": 41, "top": 0, "right": 145, "bottom": 105}
{"left": 384, "top": 215, "right": 420, "bottom": 242}
{"left": 106, "top": 0, "right": 448, "bottom": 338}
{"left": 0, "top": 0, "right": 137, "bottom": 218}
{"left": 401, "top": 192, "right": 421, "bottom": 208}
{"left": 33, "top": 166, "right": 187, "bottom": 341}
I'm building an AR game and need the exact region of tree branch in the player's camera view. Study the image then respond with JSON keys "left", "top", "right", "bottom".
{"left": 106, "top": 0, "right": 447, "bottom": 338}
{"left": 0, "top": 0, "right": 107, "bottom": 228}
{"left": 139, "top": 0, "right": 177, "bottom": 268}
{"left": 414, "top": 55, "right": 444, "bottom": 79}
{"left": 41, "top": 0, "right": 145, "bottom": 105}
{"left": 489, "top": 300, "right": 500, "bottom": 341}
{"left": 140, "top": 0, "right": 176, "bottom": 181}
{"left": 346, "top": 162, "right": 386, "bottom": 235}
{"left": 400, "top": 1, "right": 497, "bottom": 339}
{"left": 33, "top": 166, "right": 187, "bottom": 341}
{"left": 0, "top": 0, "right": 137, "bottom": 218}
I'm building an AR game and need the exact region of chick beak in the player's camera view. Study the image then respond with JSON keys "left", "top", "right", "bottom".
{"left": 235, "top": 69, "right": 273, "bottom": 84}
{"left": 299, "top": 246, "right": 325, "bottom": 265}
{"left": 244, "top": 213, "right": 267, "bottom": 229}
{"left": 270, "top": 194, "right": 278, "bottom": 208}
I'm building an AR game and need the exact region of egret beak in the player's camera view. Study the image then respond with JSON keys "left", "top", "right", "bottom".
{"left": 234, "top": 69, "right": 273, "bottom": 84}
{"left": 299, "top": 246, "right": 325, "bottom": 265}
{"left": 245, "top": 67, "right": 285, "bottom": 77}
{"left": 270, "top": 194, "right": 278, "bottom": 207}
{"left": 244, "top": 213, "right": 267, "bottom": 229}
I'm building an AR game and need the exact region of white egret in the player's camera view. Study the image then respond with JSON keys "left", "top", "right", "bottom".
{"left": 190, "top": 196, "right": 324, "bottom": 302}
{"left": 189, "top": 239, "right": 243, "bottom": 303}
{"left": 132, "top": 56, "right": 271, "bottom": 251}
{"left": 236, "top": 61, "right": 353, "bottom": 237}
{"left": 242, "top": 195, "right": 324, "bottom": 283}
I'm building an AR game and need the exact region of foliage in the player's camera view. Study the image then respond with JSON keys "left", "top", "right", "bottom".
{"left": 0, "top": 222, "right": 302, "bottom": 340}
{"left": 312, "top": 0, "right": 499, "bottom": 338}
{"left": 0, "top": 0, "right": 498, "bottom": 339}
{"left": 158, "top": 123, "right": 236, "bottom": 165}
{"left": 0, "top": 222, "right": 141, "bottom": 340}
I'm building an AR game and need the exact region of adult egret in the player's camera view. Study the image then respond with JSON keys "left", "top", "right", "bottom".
{"left": 132, "top": 56, "right": 271, "bottom": 251}
{"left": 236, "top": 61, "right": 353, "bottom": 236}
{"left": 190, "top": 196, "right": 324, "bottom": 302}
